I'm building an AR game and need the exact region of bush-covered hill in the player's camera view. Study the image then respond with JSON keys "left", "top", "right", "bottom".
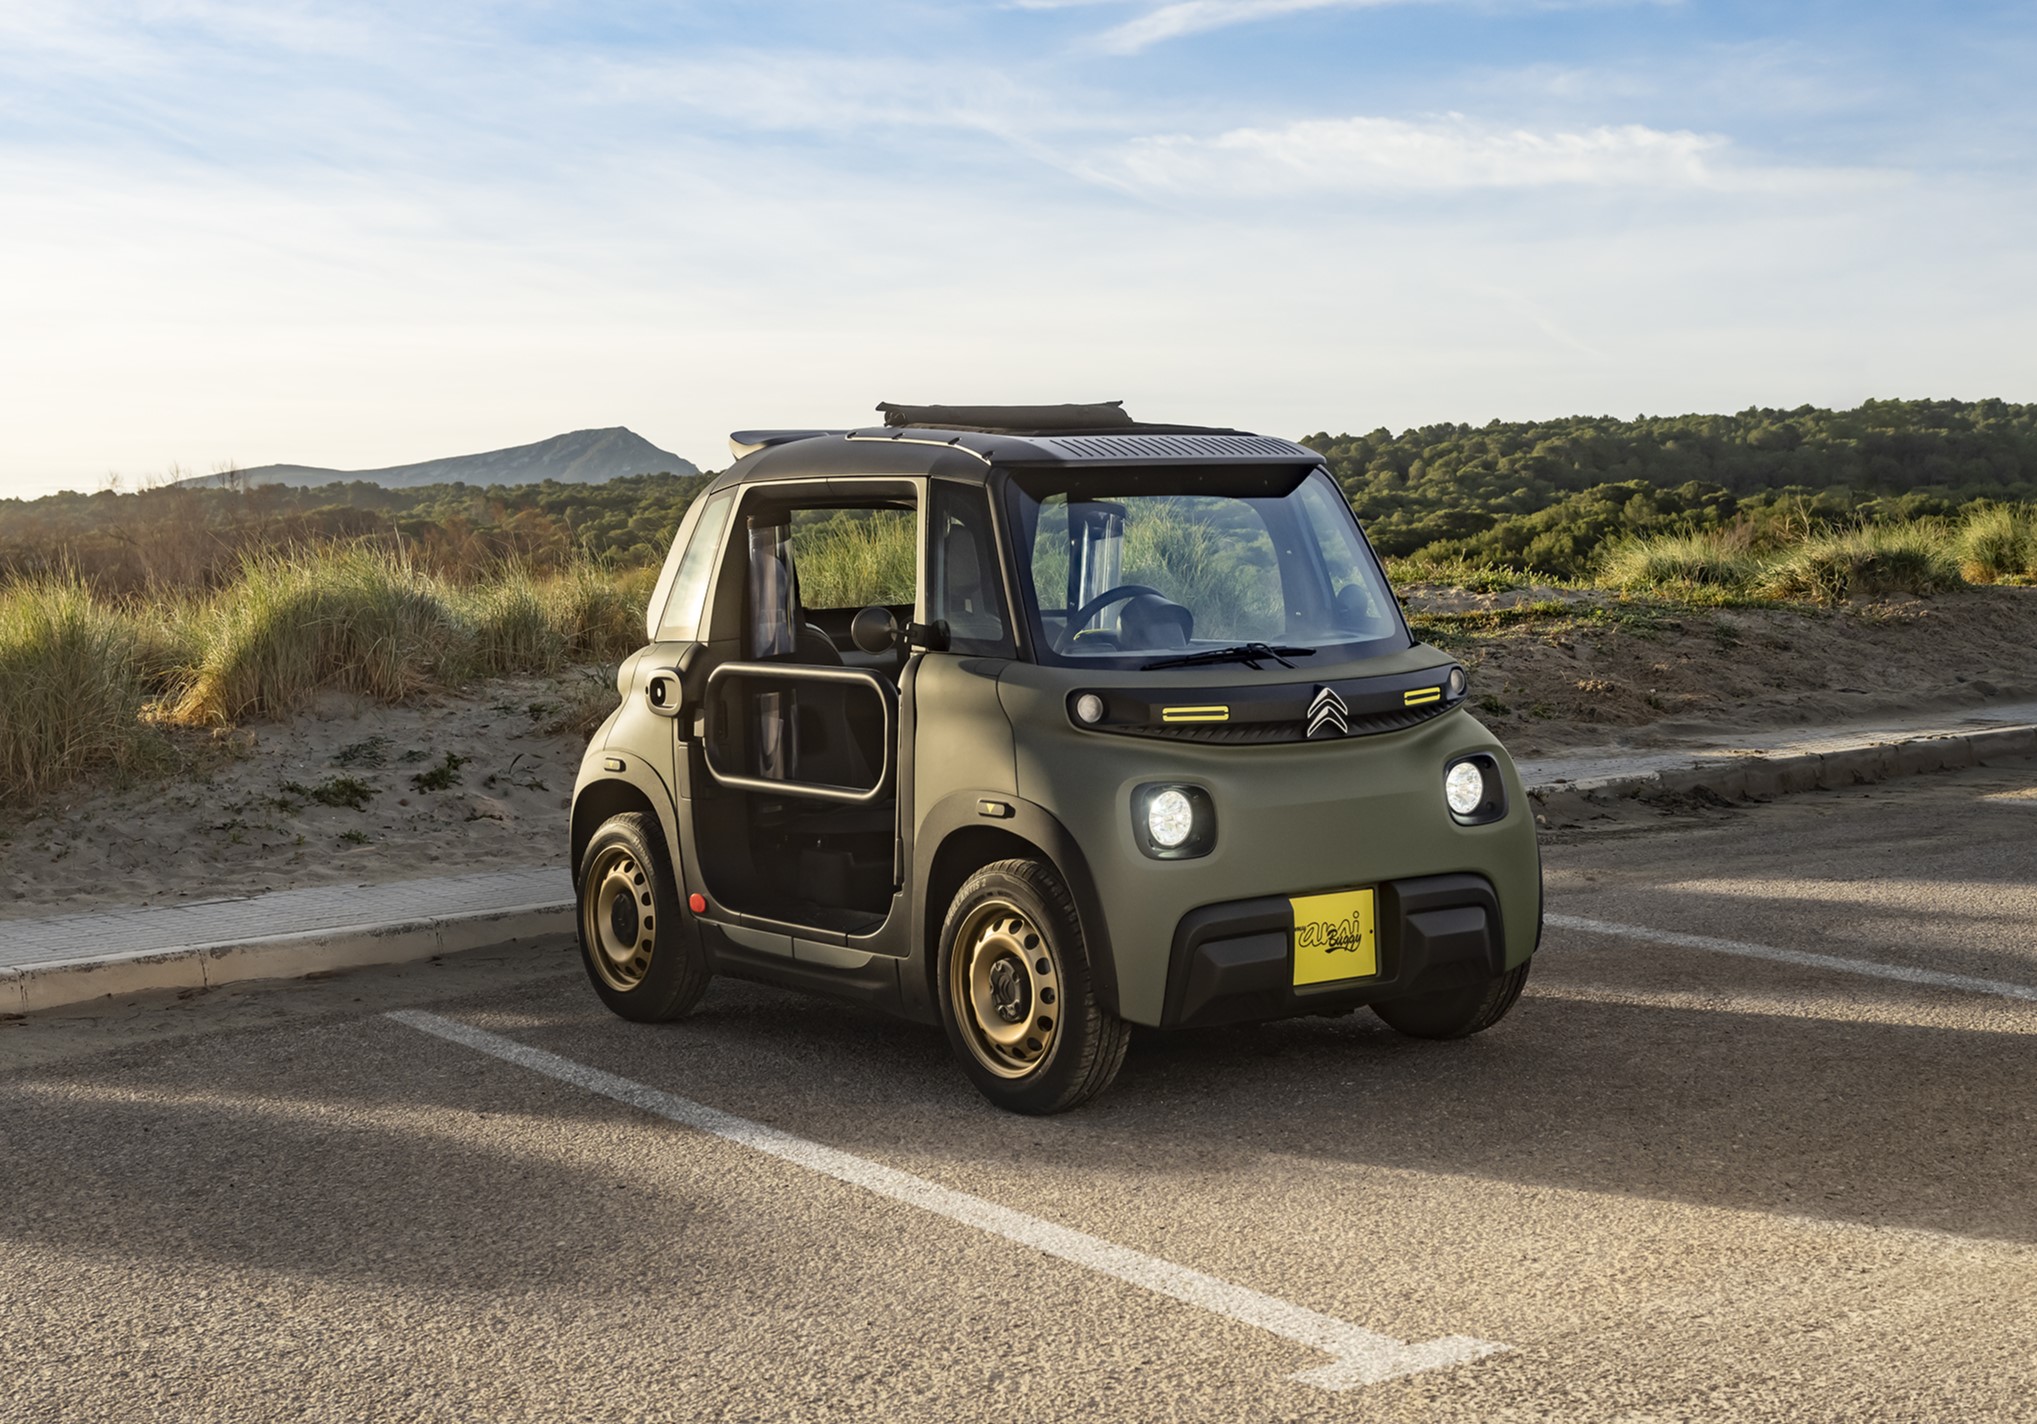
{"left": 11, "top": 398, "right": 2037, "bottom": 592}
{"left": 1308, "top": 397, "right": 2037, "bottom": 574}
{"left": 0, "top": 473, "right": 710, "bottom": 594}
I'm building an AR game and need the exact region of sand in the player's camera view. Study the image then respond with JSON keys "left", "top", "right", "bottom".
{"left": 1406, "top": 585, "right": 2037, "bottom": 757}
{"left": 1, "top": 674, "right": 602, "bottom": 921}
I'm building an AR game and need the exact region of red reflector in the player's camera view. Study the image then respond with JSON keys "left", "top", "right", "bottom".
{"left": 687, "top": 892, "right": 706, "bottom": 914}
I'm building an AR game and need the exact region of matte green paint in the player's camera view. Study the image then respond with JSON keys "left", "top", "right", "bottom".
{"left": 994, "top": 645, "right": 1540, "bottom": 1026}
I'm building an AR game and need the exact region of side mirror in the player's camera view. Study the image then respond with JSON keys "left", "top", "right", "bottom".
{"left": 850, "top": 606, "right": 900, "bottom": 655}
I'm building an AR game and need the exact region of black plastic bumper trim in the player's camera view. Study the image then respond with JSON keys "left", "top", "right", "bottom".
{"left": 1159, "top": 873, "right": 1506, "bottom": 1028}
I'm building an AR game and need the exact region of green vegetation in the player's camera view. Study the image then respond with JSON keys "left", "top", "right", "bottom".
{"left": 281, "top": 775, "right": 378, "bottom": 810}
{"left": 1756, "top": 526, "right": 1965, "bottom": 602}
{"left": 0, "top": 472, "right": 710, "bottom": 596}
{"left": 0, "top": 551, "right": 649, "bottom": 802}
{"left": 1601, "top": 504, "right": 2030, "bottom": 603}
{"left": 1598, "top": 530, "right": 1759, "bottom": 592}
{"left": 0, "top": 577, "right": 187, "bottom": 800}
{"left": 1310, "top": 398, "right": 2037, "bottom": 575}
{"left": 11, "top": 396, "right": 2037, "bottom": 803}
{"left": 411, "top": 751, "right": 470, "bottom": 793}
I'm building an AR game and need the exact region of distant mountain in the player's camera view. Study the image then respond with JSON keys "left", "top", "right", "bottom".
{"left": 185, "top": 427, "right": 698, "bottom": 489}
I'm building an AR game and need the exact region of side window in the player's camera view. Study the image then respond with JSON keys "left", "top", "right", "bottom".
{"left": 787, "top": 506, "right": 918, "bottom": 610}
{"left": 655, "top": 489, "right": 734, "bottom": 642}
{"left": 930, "top": 484, "right": 1015, "bottom": 657}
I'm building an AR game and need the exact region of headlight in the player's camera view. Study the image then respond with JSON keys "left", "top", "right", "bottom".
{"left": 1132, "top": 783, "right": 1215, "bottom": 858}
{"left": 1443, "top": 754, "right": 1507, "bottom": 825}
{"left": 1445, "top": 761, "right": 1485, "bottom": 816}
{"left": 1148, "top": 788, "right": 1194, "bottom": 847}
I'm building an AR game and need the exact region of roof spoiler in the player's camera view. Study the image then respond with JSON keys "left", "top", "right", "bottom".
{"left": 728, "top": 429, "right": 838, "bottom": 459}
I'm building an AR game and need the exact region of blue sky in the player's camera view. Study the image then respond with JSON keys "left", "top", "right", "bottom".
{"left": 3, "top": 0, "right": 2034, "bottom": 496}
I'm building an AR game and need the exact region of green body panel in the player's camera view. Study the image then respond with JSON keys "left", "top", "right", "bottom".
{"left": 994, "top": 643, "right": 1541, "bottom": 1026}
{"left": 910, "top": 654, "right": 1019, "bottom": 819}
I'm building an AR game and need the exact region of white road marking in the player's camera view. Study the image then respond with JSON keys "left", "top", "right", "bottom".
{"left": 387, "top": 1008, "right": 1506, "bottom": 1390}
{"left": 1548, "top": 913, "right": 2037, "bottom": 1003}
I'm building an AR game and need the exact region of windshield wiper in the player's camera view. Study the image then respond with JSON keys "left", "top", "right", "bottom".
{"left": 1142, "top": 642, "right": 1316, "bottom": 672}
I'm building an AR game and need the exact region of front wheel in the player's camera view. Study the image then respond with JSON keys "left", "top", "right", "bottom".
{"left": 937, "top": 858, "right": 1130, "bottom": 1114}
{"left": 577, "top": 812, "right": 710, "bottom": 1022}
{"left": 1371, "top": 960, "right": 1530, "bottom": 1039}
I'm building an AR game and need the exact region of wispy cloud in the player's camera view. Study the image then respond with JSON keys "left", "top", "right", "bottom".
{"left": 1091, "top": 0, "right": 1416, "bottom": 55}
{"left": 1097, "top": 112, "right": 1889, "bottom": 193}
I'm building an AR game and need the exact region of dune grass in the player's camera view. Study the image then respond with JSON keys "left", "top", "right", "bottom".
{"left": 1598, "top": 530, "right": 1760, "bottom": 592}
{"left": 0, "top": 546, "right": 661, "bottom": 802}
{"left": 1753, "top": 525, "right": 1964, "bottom": 602}
{"left": 172, "top": 548, "right": 469, "bottom": 724}
{"left": 0, "top": 577, "right": 189, "bottom": 800}
{"left": 1955, "top": 505, "right": 2037, "bottom": 584}
{"left": 1597, "top": 518, "right": 1988, "bottom": 603}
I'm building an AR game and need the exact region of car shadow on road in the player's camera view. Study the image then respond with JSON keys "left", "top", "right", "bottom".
{"left": 5, "top": 957, "right": 2036, "bottom": 1293}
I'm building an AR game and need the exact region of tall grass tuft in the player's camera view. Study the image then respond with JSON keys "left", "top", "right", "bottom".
{"left": 546, "top": 565, "right": 644, "bottom": 662}
{"left": 172, "top": 548, "right": 465, "bottom": 724}
{"left": 1756, "top": 525, "right": 1964, "bottom": 603}
{"left": 0, "top": 578, "right": 183, "bottom": 800}
{"left": 462, "top": 569, "right": 568, "bottom": 676}
{"left": 1955, "top": 505, "right": 2037, "bottom": 584}
{"left": 1598, "top": 530, "right": 1759, "bottom": 592}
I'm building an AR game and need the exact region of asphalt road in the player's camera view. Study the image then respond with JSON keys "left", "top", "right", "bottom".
{"left": 6, "top": 766, "right": 2037, "bottom": 1422}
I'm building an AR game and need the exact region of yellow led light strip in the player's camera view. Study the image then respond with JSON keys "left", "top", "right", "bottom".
{"left": 1161, "top": 705, "right": 1231, "bottom": 723}
{"left": 1403, "top": 687, "right": 1443, "bottom": 707}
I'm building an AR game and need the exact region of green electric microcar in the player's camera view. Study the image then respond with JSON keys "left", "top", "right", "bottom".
{"left": 570, "top": 402, "right": 1541, "bottom": 1112}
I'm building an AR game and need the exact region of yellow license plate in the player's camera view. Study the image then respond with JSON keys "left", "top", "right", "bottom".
{"left": 1290, "top": 888, "right": 1378, "bottom": 986}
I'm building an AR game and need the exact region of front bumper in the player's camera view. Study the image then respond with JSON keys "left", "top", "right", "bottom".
{"left": 1160, "top": 873, "right": 1513, "bottom": 1028}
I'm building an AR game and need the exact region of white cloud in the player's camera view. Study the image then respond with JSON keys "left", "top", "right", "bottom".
{"left": 1093, "top": 0, "right": 1410, "bottom": 55}
{"left": 1098, "top": 112, "right": 1880, "bottom": 193}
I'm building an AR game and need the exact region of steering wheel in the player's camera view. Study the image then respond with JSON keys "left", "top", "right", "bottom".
{"left": 1063, "top": 584, "right": 1163, "bottom": 642}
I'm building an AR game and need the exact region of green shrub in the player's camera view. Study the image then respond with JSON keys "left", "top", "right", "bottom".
{"left": 1598, "top": 531, "right": 1759, "bottom": 591}
{"left": 1756, "top": 525, "right": 1964, "bottom": 602}
{"left": 0, "top": 577, "right": 181, "bottom": 800}
{"left": 1954, "top": 505, "right": 2037, "bottom": 584}
{"left": 173, "top": 548, "right": 464, "bottom": 724}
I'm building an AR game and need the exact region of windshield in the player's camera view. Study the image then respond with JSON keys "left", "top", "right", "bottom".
{"left": 1003, "top": 467, "right": 1408, "bottom": 668}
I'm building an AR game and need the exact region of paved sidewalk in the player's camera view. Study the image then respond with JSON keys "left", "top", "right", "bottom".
{"left": 1520, "top": 700, "right": 2037, "bottom": 822}
{"left": 1517, "top": 698, "right": 2037, "bottom": 791}
{"left": 0, "top": 867, "right": 571, "bottom": 1016}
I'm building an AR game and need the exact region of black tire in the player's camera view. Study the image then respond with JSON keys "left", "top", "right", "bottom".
{"left": 576, "top": 812, "right": 710, "bottom": 1023}
{"left": 1371, "top": 959, "right": 1531, "bottom": 1040}
{"left": 936, "top": 858, "right": 1130, "bottom": 1114}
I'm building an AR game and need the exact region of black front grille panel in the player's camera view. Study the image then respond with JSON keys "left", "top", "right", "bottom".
{"left": 1108, "top": 702, "right": 1450, "bottom": 744}
{"left": 1075, "top": 664, "right": 1468, "bottom": 746}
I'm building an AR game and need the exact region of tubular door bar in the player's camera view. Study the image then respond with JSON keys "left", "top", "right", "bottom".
{"left": 703, "top": 661, "right": 898, "bottom": 804}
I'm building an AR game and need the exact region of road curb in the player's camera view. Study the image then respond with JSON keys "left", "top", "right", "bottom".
{"left": 7, "top": 901, "right": 572, "bottom": 1016}
{"left": 1529, "top": 723, "right": 2037, "bottom": 821}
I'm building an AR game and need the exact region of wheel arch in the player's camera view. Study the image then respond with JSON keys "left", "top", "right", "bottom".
{"left": 571, "top": 776, "right": 670, "bottom": 890}
{"left": 907, "top": 794, "right": 1120, "bottom": 1021}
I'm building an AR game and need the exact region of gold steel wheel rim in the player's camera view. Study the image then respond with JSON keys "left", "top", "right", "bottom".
{"left": 582, "top": 846, "right": 656, "bottom": 992}
{"left": 949, "top": 897, "right": 1060, "bottom": 1080}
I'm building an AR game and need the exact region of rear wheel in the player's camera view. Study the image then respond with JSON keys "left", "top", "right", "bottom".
{"left": 937, "top": 858, "right": 1129, "bottom": 1114}
{"left": 1372, "top": 960, "right": 1530, "bottom": 1039}
{"left": 577, "top": 812, "right": 709, "bottom": 1022}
